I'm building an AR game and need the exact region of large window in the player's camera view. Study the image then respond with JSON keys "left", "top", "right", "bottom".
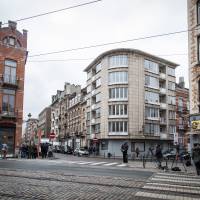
{"left": 108, "top": 121, "right": 128, "bottom": 135}
{"left": 109, "top": 104, "right": 128, "bottom": 116}
{"left": 144, "top": 60, "right": 159, "bottom": 74}
{"left": 2, "top": 89, "right": 15, "bottom": 114}
{"left": 95, "top": 124, "right": 100, "bottom": 133}
{"left": 145, "top": 75, "right": 159, "bottom": 89}
{"left": 4, "top": 60, "right": 17, "bottom": 84}
{"left": 169, "top": 125, "right": 176, "bottom": 134}
{"left": 167, "top": 67, "right": 175, "bottom": 76}
{"left": 96, "top": 78, "right": 101, "bottom": 88}
{"left": 109, "top": 87, "right": 128, "bottom": 100}
{"left": 145, "top": 107, "right": 159, "bottom": 119}
{"left": 96, "top": 63, "right": 101, "bottom": 73}
{"left": 144, "top": 124, "right": 160, "bottom": 136}
{"left": 108, "top": 71, "right": 128, "bottom": 84}
{"left": 109, "top": 55, "right": 128, "bottom": 68}
{"left": 95, "top": 108, "right": 101, "bottom": 118}
{"left": 169, "top": 110, "right": 176, "bottom": 119}
{"left": 95, "top": 93, "right": 101, "bottom": 103}
{"left": 168, "top": 96, "right": 176, "bottom": 105}
{"left": 178, "top": 97, "right": 183, "bottom": 112}
{"left": 145, "top": 91, "right": 159, "bottom": 104}
{"left": 168, "top": 81, "right": 175, "bottom": 91}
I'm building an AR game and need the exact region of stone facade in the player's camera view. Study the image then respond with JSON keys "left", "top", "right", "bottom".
{"left": 0, "top": 21, "right": 27, "bottom": 154}
{"left": 84, "top": 48, "right": 178, "bottom": 157}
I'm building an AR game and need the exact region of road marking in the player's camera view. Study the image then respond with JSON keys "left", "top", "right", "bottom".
{"left": 154, "top": 175, "right": 200, "bottom": 182}
{"left": 144, "top": 185, "right": 200, "bottom": 194}
{"left": 157, "top": 172, "right": 198, "bottom": 178}
{"left": 147, "top": 182, "right": 200, "bottom": 190}
{"left": 77, "top": 162, "right": 93, "bottom": 165}
{"left": 151, "top": 177, "right": 200, "bottom": 185}
{"left": 90, "top": 162, "right": 108, "bottom": 166}
{"left": 117, "top": 164, "right": 127, "bottom": 167}
{"left": 135, "top": 191, "right": 199, "bottom": 200}
{"left": 103, "top": 162, "right": 118, "bottom": 166}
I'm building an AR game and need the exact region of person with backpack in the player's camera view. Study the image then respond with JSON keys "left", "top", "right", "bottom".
{"left": 121, "top": 142, "right": 129, "bottom": 163}
{"left": 192, "top": 143, "right": 200, "bottom": 175}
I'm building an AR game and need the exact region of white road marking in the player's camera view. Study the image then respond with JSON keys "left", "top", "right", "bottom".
{"left": 90, "top": 162, "right": 108, "bottom": 166}
{"left": 103, "top": 162, "right": 118, "bottom": 166}
{"left": 117, "top": 164, "right": 127, "bottom": 167}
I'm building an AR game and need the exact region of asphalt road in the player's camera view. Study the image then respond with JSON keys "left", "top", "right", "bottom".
{"left": 0, "top": 158, "right": 153, "bottom": 179}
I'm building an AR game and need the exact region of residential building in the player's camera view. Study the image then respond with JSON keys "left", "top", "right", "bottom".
{"left": 38, "top": 107, "right": 51, "bottom": 138}
{"left": 175, "top": 77, "right": 190, "bottom": 149}
{"left": 24, "top": 118, "right": 38, "bottom": 144}
{"left": 67, "top": 88, "right": 87, "bottom": 149}
{"left": 187, "top": 0, "right": 200, "bottom": 148}
{"left": 84, "top": 48, "right": 178, "bottom": 157}
{"left": 0, "top": 21, "right": 27, "bottom": 155}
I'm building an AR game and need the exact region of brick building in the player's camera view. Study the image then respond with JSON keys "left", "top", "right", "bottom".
{"left": 0, "top": 21, "right": 27, "bottom": 155}
{"left": 175, "top": 77, "right": 190, "bottom": 149}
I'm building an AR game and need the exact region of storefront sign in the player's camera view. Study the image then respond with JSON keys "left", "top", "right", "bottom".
{"left": 191, "top": 120, "right": 200, "bottom": 130}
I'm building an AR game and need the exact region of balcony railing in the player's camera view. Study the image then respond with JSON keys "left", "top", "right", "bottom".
{"left": 0, "top": 109, "right": 17, "bottom": 118}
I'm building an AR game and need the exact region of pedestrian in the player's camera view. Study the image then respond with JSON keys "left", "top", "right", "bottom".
{"left": 174, "top": 142, "right": 180, "bottom": 160}
{"left": 192, "top": 143, "right": 200, "bottom": 175}
{"left": 121, "top": 142, "right": 129, "bottom": 163}
{"left": 93, "top": 146, "right": 96, "bottom": 156}
{"left": 2, "top": 143, "right": 8, "bottom": 159}
{"left": 155, "top": 144, "right": 163, "bottom": 168}
{"left": 135, "top": 147, "right": 140, "bottom": 158}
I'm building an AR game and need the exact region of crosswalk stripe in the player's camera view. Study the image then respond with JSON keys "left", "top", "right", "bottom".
{"left": 117, "top": 164, "right": 127, "bottom": 167}
{"left": 143, "top": 185, "right": 200, "bottom": 194}
{"left": 90, "top": 162, "right": 108, "bottom": 166}
{"left": 135, "top": 191, "right": 200, "bottom": 200}
{"left": 103, "top": 162, "right": 118, "bottom": 166}
{"left": 77, "top": 162, "right": 93, "bottom": 165}
{"left": 157, "top": 172, "right": 198, "bottom": 178}
{"left": 151, "top": 177, "right": 200, "bottom": 185}
{"left": 147, "top": 182, "right": 200, "bottom": 190}
{"left": 154, "top": 175, "right": 200, "bottom": 182}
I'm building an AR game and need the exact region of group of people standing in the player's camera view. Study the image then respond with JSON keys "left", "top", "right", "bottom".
{"left": 19, "top": 143, "right": 38, "bottom": 159}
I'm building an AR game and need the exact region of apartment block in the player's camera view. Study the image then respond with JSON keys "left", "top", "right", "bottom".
{"left": 0, "top": 21, "right": 27, "bottom": 155}
{"left": 187, "top": 0, "right": 200, "bottom": 147}
{"left": 84, "top": 48, "right": 178, "bottom": 157}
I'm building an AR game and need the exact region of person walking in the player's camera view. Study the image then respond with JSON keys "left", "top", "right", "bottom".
{"left": 121, "top": 142, "right": 129, "bottom": 163}
{"left": 155, "top": 144, "right": 163, "bottom": 168}
{"left": 2, "top": 143, "right": 8, "bottom": 159}
{"left": 192, "top": 143, "right": 200, "bottom": 175}
{"left": 135, "top": 147, "right": 140, "bottom": 158}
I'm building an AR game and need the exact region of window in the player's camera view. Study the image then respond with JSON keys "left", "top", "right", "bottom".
{"left": 96, "top": 78, "right": 101, "bottom": 88}
{"left": 87, "top": 85, "right": 91, "bottom": 93}
{"left": 178, "top": 97, "right": 183, "bottom": 111}
{"left": 109, "top": 87, "right": 128, "bottom": 100}
{"left": 167, "top": 67, "right": 175, "bottom": 76}
{"left": 86, "top": 112, "right": 90, "bottom": 120}
{"left": 109, "top": 104, "right": 128, "bottom": 116}
{"left": 197, "top": 0, "right": 200, "bottom": 25}
{"left": 109, "top": 55, "right": 128, "bottom": 68}
{"left": 87, "top": 71, "right": 92, "bottom": 80}
{"left": 95, "top": 108, "right": 101, "bottom": 118}
{"left": 168, "top": 81, "right": 175, "bottom": 91}
{"left": 168, "top": 96, "right": 176, "bottom": 105}
{"left": 169, "top": 110, "right": 176, "bottom": 119}
{"left": 144, "top": 124, "right": 160, "bottom": 136}
{"left": 101, "top": 140, "right": 108, "bottom": 150}
{"left": 145, "top": 75, "right": 159, "bottom": 89}
{"left": 108, "top": 71, "right": 128, "bottom": 84}
{"left": 95, "top": 93, "right": 101, "bottom": 102}
{"left": 169, "top": 125, "right": 176, "bottom": 134}
{"left": 198, "top": 36, "right": 200, "bottom": 62}
{"left": 145, "top": 91, "right": 159, "bottom": 104}
{"left": 3, "top": 37, "right": 21, "bottom": 47}
{"left": 2, "top": 89, "right": 15, "bottom": 114}
{"left": 145, "top": 107, "right": 159, "bottom": 119}
{"left": 4, "top": 60, "right": 17, "bottom": 84}
{"left": 144, "top": 60, "right": 159, "bottom": 74}
{"left": 96, "top": 63, "right": 101, "bottom": 73}
{"left": 108, "top": 121, "right": 128, "bottom": 135}
{"left": 95, "top": 124, "right": 100, "bottom": 133}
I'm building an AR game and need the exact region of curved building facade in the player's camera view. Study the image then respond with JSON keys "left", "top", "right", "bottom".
{"left": 84, "top": 48, "right": 178, "bottom": 157}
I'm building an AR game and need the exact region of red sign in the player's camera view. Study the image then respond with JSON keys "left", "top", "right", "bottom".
{"left": 49, "top": 133, "right": 56, "bottom": 139}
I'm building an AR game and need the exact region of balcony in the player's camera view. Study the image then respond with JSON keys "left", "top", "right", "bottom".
{"left": 160, "top": 88, "right": 166, "bottom": 95}
{"left": 159, "top": 73, "right": 166, "bottom": 80}
{"left": 160, "top": 103, "right": 167, "bottom": 109}
{"left": 91, "top": 118, "right": 96, "bottom": 124}
{"left": 1, "top": 74, "right": 18, "bottom": 88}
{"left": 0, "top": 110, "right": 17, "bottom": 119}
{"left": 91, "top": 104, "right": 97, "bottom": 110}
{"left": 91, "top": 90, "right": 96, "bottom": 96}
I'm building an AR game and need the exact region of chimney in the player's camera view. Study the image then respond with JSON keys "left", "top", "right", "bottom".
{"left": 178, "top": 77, "right": 185, "bottom": 88}
{"left": 8, "top": 20, "right": 17, "bottom": 30}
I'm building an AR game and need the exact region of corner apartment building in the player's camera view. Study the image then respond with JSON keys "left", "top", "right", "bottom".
{"left": 175, "top": 77, "right": 190, "bottom": 149}
{"left": 0, "top": 21, "right": 27, "bottom": 155}
{"left": 24, "top": 118, "right": 38, "bottom": 144}
{"left": 187, "top": 0, "right": 200, "bottom": 147}
{"left": 84, "top": 48, "right": 178, "bottom": 156}
{"left": 38, "top": 107, "right": 51, "bottom": 138}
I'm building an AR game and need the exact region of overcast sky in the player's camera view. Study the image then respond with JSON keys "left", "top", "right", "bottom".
{"left": 1, "top": 0, "right": 188, "bottom": 119}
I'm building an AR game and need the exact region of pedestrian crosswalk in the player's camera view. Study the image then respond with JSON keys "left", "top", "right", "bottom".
{"left": 135, "top": 172, "right": 200, "bottom": 199}
{"left": 11, "top": 159, "right": 128, "bottom": 168}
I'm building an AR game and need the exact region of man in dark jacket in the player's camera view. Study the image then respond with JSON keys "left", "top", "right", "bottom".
{"left": 155, "top": 144, "right": 163, "bottom": 168}
{"left": 192, "top": 143, "right": 200, "bottom": 175}
{"left": 121, "top": 142, "right": 129, "bottom": 163}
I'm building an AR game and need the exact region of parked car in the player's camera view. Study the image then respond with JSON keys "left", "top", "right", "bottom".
{"left": 163, "top": 149, "right": 176, "bottom": 160}
{"left": 73, "top": 148, "right": 89, "bottom": 156}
